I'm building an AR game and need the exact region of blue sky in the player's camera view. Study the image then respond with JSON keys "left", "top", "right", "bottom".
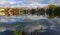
{"left": 0, "top": 0, "right": 59, "bottom": 7}
{"left": 0, "top": 0, "right": 60, "bottom": 4}
{"left": 0, "top": 0, "right": 47, "bottom": 5}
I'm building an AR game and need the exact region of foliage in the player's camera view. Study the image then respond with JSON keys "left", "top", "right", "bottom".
{"left": 14, "top": 29, "right": 27, "bottom": 35}
{"left": 0, "top": 4, "right": 60, "bottom": 18}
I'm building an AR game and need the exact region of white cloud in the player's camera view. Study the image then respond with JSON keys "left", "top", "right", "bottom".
{"left": 0, "top": 0, "right": 4, "bottom": 1}
{"left": 0, "top": 0, "right": 52, "bottom": 7}
{"left": 0, "top": 1, "right": 6, "bottom": 4}
{"left": 15, "top": 2, "right": 48, "bottom": 8}
{"left": 9, "top": 2, "right": 16, "bottom": 4}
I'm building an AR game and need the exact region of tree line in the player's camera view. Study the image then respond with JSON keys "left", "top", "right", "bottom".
{"left": 0, "top": 4, "right": 60, "bottom": 18}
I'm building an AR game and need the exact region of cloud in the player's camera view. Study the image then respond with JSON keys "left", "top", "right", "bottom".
{"left": 9, "top": 2, "right": 16, "bottom": 4}
{"left": 16, "top": 0, "right": 60, "bottom": 5}
{"left": 0, "top": 0, "right": 59, "bottom": 7}
{"left": 0, "top": 1, "right": 6, "bottom": 4}
{"left": 0, "top": 0, "right": 47, "bottom": 7}
{"left": 0, "top": 0, "right": 4, "bottom": 1}
{"left": 15, "top": 0, "right": 44, "bottom": 3}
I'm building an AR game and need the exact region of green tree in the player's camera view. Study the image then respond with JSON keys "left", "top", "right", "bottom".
{"left": 30, "top": 8, "right": 37, "bottom": 15}
{"left": 46, "top": 4, "right": 57, "bottom": 18}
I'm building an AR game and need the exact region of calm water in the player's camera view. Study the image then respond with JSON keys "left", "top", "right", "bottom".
{"left": 0, "top": 15, "right": 60, "bottom": 35}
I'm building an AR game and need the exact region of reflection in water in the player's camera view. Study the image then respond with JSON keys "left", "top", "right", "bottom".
{"left": 0, "top": 15, "right": 60, "bottom": 35}
{"left": 0, "top": 15, "right": 47, "bottom": 23}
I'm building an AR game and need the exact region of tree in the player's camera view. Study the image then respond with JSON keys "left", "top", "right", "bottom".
{"left": 36, "top": 8, "right": 45, "bottom": 16}
{"left": 4, "top": 8, "right": 10, "bottom": 16}
{"left": 30, "top": 8, "right": 37, "bottom": 15}
{"left": 46, "top": 4, "right": 57, "bottom": 18}
{"left": 23, "top": 9, "right": 27, "bottom": 15}
{"left": 48, "top": 4, "right": 57, "bottom": 11}
{"left": 13, "top": 8, "right": 19, "bottom": 15}
{"left": 8, "top": 8, "right": 14, "bottom": 16}
{"left": 54, "top": 6, "right": 60, "bottom": 17}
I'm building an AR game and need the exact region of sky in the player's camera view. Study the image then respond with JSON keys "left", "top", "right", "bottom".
{"left": 0, "top": 0, "right": 59, "bottom": 7}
